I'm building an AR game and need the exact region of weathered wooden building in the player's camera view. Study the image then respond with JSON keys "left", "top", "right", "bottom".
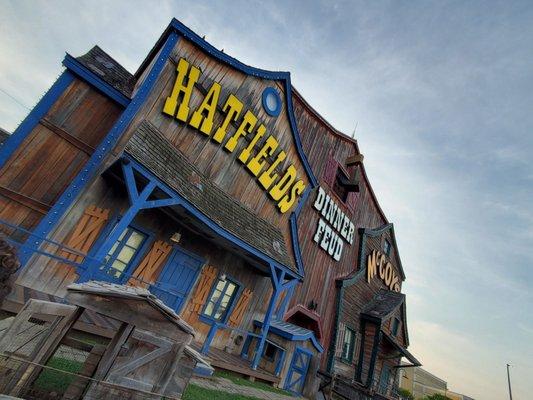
{"left": 0, "top": 18, "right": 419, "bottom": 398}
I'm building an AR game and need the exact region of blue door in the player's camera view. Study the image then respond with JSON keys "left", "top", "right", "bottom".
{"left": 285, "top": 347, "right": 312, "bottom": 395}
{"left": 150, "top": 247, "right": 204, "bottom": 313}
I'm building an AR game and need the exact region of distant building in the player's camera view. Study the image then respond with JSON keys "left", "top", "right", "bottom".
{"left": 399, "top": 366, "right": 474, "bottom": 400}
{"left": 0, "top": 127, "right": 9, "bottom": 144}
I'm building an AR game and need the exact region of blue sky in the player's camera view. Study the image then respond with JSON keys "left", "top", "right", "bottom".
{"left": 1, "top": 1, "right": 532, "bottom": 399}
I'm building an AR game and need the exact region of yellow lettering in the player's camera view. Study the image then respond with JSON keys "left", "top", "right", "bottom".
{"left": 378, "top": 254, "right": 387, "bottom": 279}
{"left": 258, "top": 150, "right": 287, "bottom": 190}
{"left": 163, "top": 58, "right": 200, "bottom": 122}
{"left": 225, "top": 111, "right": 257, "bottom": 152}
{"left": 189, "top": 82, "right": 221, "bottom": 135}
{"left": 213, "top": 95, "right": 243, "bottom": 143}
{"left": 277, "top": 179, "right": 305, "bottom": 213}
{"left": 239, "top": 124, "right": 266, "bottom": 163}
{"left": 247, "top": 135, "right": 278, "bottom": 176}
{"left": 367, "top": 250, "right": 378, "bottom": 283}
{"left": 384, "top": 262, "right": 393, "bottom": 286}
{"left": 270, "top": 165, "right": 296, "bottom": 201}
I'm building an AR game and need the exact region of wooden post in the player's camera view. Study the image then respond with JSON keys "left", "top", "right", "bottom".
{"left": 251, "top": 265, "right": 285, "bottom": 370}
{"left": 92, "top": 322, "right": 134, "bottom": 382}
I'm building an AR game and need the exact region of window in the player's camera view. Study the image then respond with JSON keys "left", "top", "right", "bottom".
{"left": 263, "top": 342, "right": 278, "bottom": 362}
{"left": 378, "top": 364, "right": 392, "bottom": 395}
{"left": 341, "top": 326, "right": 356, "bottom": 362}
{"left": 383, "top": 239, "right": 391, "bottom": 257}
{"left": 333, "top": 168, "right": 349, "bottom": 202}
{"left": 203, "top": 277, "right": 239, "bottom": 321}
{"left": 101, "top": 226, "right": 148, "bottom": 281}
{"left": 392, "top": 318, "right": 400, "bottom": 336}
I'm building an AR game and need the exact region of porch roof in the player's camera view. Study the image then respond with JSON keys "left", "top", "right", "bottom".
{"left": 361, "top": 289, "right": 405, "bottom": 321}
{"left": 382, "top": 330, "right": 421, "bottom": 367}
{"left": 254, "top": 319, "right": 324, "bottom": 353}
{"left": 124, "top": 121, "right": 297, "bottom": 275}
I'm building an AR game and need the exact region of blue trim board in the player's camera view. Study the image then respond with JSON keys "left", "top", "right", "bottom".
{"left": 19, "top": 32, "right": 181, "bottom": 267}
{"left": 0, "top": 71, "right": 75, "bottom": 170}
{"left": 62, "top": 54, "right": 131, "bottom": 107}
{"left": 254, "top": 320, "right": 324, "bottom": 353}
{"left": 289, "top": 186, "right": 312, "bottom": 278}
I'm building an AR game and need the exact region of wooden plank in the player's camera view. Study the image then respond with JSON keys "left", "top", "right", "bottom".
{"left": 39, "top": 117, "right": 95, "bottom": 155}
{"left": 0, "top": 185, "right": 50, "bottom": 214}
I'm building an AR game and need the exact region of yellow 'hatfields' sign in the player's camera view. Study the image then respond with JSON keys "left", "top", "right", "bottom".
{"left": 162, "top": 58, "right": 306, "bottom": 213}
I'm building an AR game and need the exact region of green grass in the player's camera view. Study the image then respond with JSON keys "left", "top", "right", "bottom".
{"left": 183, "top": 384, "right": 261, "bottom": 400}
{"left": 213, "top": 370, "right": 293, "bottom": 396}
{"left": 33, "top": 357, "right": 84, "bottom": 393}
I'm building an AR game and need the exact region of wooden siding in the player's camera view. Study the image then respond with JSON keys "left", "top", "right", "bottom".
{"left": 17, "top": 178, "right": 274, "bottom": 353}
{"left": 0, "top": 79, "right": 122, "bottom": 239}
{"left": 289, "top": 93, "right": 389, "bottom": 370}
{"left": 111, "top": 39, "right": 312, "bottom": 262}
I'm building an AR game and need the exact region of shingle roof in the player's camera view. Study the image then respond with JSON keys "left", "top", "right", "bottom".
{"left": 361, "top": 289, "right": 405, "bottom": 321}
{"left": 0, "top": 127, "right": 10, "bottom": 145}
{"left": 75, "top": 45, "right": 134, "bottom": 97}
{"left": 124, "top": 121, "right": 296, "bottom": 273}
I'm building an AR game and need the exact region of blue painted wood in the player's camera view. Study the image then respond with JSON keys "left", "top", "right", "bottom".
{"left": 201, "top": 323, "right": 220, "bottom": 355}
{"left": 286, "top": 185, "right": 312, "bottom": 284}
{"left": 82, "top": 180, "right": 156, "bottom": 278}
{"left": 151, "top": 247, "right": 204, "bottom": 313}
{"left": 0, "top": 71, "right": 74, "bottom": 171}
{"left": 240, "top": 334, "right": 253, "bottom": 360}
{"left": 285, "top": 346, "right": 312, "bottom": 395}
{"left": 62, "top": 54, "right": 131, "bottom": 107}
{"left": 251, "top": 265, "right": 284, "bottom": 370}
{"left": 19, "top": 32, "right": 180, "bottom": 267}
{"left": 275, "top": 347, "right": 286, "bottom": 376}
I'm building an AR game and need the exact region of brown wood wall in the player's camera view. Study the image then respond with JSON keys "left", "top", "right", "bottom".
{"left": 0, "top": 79, "right": 122, "bottom": 241}
{"left": 333, "top": 229, "right": 405, "bottom": 380}
{"left": 289, "top": 94, "right": 390, "bottom": 370}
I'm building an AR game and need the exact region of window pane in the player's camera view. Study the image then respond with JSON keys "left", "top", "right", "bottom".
{"left": 204, "top": 301, "right": 215, "bottom": 317}
{"left": 127, "top": 231, "right": 145, "bottom": 248}
{"left": 116, "top": 246, "right": 136, "bottom": 264}
{"left": 225, "top": 282, "right": 237, "bottom": 296}
{"left": 117, "top": 228, "right": 128, "bottom": 241}
{"left": 203, "top": 278, "right": 239, "bottom": 321}
{"left": 106, "top": 242, "right": 119, "bottom": 259}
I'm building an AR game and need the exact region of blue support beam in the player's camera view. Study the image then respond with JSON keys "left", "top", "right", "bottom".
{"left": 80, "top": 160, "right": 182, "bottom": 280}
{"left": 201, "top": 323, "right": 220, "bottom": 355}
{"left": 251, "top": 265, "right": 294, "bottom": 370}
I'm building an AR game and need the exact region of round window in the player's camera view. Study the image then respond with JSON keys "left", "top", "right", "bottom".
{"left": 262, "top": 87, "right": 282, "bottom": 117}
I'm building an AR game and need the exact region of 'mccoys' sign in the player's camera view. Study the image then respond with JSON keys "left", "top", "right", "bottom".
{"left": 366, "top": 250, "right": 401, "bottom": 292}
{"left": 312, "top": 187, "right": 355, "bottom": 261}
{"left": 162, "top": 58, "right": 306, "bottom": 214}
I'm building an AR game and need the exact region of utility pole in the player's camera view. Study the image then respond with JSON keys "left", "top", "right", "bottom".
{"left": 506, "top": 364, "right": 513, "bottom": 400}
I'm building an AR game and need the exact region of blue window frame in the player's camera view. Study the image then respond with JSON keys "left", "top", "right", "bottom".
{"left": 99, "top": 225, "right": 149, "bottom": 282}
{"left": 202, "top": 276, "right": 240, "bottom": 322}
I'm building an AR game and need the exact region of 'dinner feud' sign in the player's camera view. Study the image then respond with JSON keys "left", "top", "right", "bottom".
{"left": 312, "top": 187, "right": 355, "bottom": 261}
{"left": 162, "top": 58, "right": 306, "bottom": 213}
